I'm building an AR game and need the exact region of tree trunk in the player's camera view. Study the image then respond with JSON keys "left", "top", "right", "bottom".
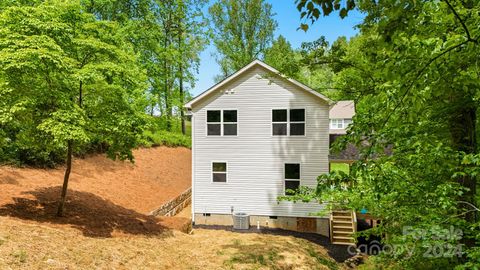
{"left": 164, "top": 11, "right": 172, "bottom": 132}
{"left": 57, "top": 80, "right": 82, "bottom": 217}
{"left": 178, "top": 29, "right": 186, "bottom": 135}
{"left": 451, "top": 106, "right": 477, "bottom": 221}
{"left": 450, "top": 104, "right": 478, "bottom": 247}
{"left": 57, "top": 140, "right": 73, "bottom": 217}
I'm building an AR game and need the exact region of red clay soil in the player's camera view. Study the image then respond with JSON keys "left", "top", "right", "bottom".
{"left": 0, "top": 146, "right": 192, "bottom": 237}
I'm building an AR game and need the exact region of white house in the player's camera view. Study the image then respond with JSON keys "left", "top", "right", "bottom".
{"left": 185, "top": 60, "right": 335, "bottom": 236}
{"left": 329, "top": 100, "right": 355, "bottom": 135}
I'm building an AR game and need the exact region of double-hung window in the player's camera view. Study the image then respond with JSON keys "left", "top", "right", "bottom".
{"left": 207, "top": 110, "right": 237, "bottom": 136}
{"left": 272, "top": 109, "right": 305, "bottom": 136}
{"left": 330, "top": 119, "right": 344, "bottom": 129}
{"left": 212, "top": 162, "right": 227, "bottom": 182}
{"left": 284, "top": 163, "right": 300, "bottom": 195}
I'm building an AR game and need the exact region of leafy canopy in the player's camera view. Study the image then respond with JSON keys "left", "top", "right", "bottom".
{"left": 0, "top": 0, "right": 147, "bottom": 164}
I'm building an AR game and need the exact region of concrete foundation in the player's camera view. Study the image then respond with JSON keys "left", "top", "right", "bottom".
{"left": 194, "top": 213, "right": 330, "bottom": 237}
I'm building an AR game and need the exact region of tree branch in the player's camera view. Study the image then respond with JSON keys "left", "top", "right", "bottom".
{"left": 444, "top": 0, "right": 477, "bottom": 43}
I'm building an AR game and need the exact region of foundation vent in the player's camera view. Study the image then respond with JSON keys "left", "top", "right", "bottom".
{"left": 232, "top": 212, "right": 249, "bottom": 230}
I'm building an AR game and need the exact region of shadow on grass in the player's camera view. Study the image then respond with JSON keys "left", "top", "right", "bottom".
{"left": 0, "top": 186, "right": 175, "bottom": 238}
{"left": 195, "top": 225, "right": 352, "bottom": 263}
{"left": 220, "top": 236, "right": 340, "bottom": 270}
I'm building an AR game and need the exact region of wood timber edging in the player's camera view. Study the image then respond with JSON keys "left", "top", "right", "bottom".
{"left": 150, "top": 188, "right": 191, "bottom": 217}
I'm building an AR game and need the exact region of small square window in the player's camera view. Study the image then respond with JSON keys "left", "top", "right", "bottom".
{"left": 223, "top": 110, "right": 237, "bottom": 122}
{"left": 290, "top": 123, "right": 305, "bottom": 136}
{"left": 207, "top": 124, "right": 221, "bottom": 135}
{"left": 272, "top": 123, "right": 287, "bottom": 135}
{"left": 272, "top": 110, "right": 287, "bottom": 122}
{"left": 223, "top": 124, "right": 237, "bottom": 136}
{"left": 285, "top": 180, "right": 300, "bottom": 195}
{"left": 290, "top": 109, "right": 305, "bottom": 122}
{"left": 207, "top": 110, "right": 237, "bottom": 136}
{"left": 207, "top": 110, "right": 221, "bottom": 122}
{"left": 212, "top": 162, "right": 227, "bottom": 183}
{"left": 213, "top": 162, "right": 226, "bottom": 172}
{"left": 285, "top": 163, "right": 300, "bottom": 179}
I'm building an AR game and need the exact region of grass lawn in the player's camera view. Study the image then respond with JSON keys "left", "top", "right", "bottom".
{"left": 0, "top": 216, "right": 344, "bottom": 270}
{"left": 330, "top": 163, "right": 350, "bottom": 174}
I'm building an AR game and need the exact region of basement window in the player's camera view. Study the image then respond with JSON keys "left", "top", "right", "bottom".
{"left": 285, "top": 163, "right": 300, "bottom": 195}
{"left": 212, "top": 162, "right": 227, "bottom": 182}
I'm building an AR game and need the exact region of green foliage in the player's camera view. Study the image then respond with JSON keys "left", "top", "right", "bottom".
{"left": 209, "top": 0, "right": 277, "bottom": 78}
{"left": 291, "top": 0, "right": 480, "bottom": 268}
{"left": 0, "top": 0, "right": 147, "bottom": 165}
{"left": 264, "top": 35, "right": 300, "bottom": 78}
{"left": 329, "top": 163, "right": 350, "bottom": 174}
{"left": 140, "top": 130, "right": 191, "bottom": 148}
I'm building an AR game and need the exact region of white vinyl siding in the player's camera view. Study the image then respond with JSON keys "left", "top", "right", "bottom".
{"left": 191, "top": 66, "right": 329, "bottom": 218}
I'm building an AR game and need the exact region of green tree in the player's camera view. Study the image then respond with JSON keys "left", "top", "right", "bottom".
{"left": 290, "top": 0, "right": 480, "bottom": 268}
{"left": 84, "top": 0, "right": 207, "bottom": 133}
{"left": 209, "top": 0, "right": 277, "bottom": 79}
{"left": 264, "top": 35, "right": 299, "bottom": 78}
{"left": 0, "top": 0, "right": 147, "bottom": 216}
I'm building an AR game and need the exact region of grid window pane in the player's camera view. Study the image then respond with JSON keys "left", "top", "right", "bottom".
{"left": 272, "top": 109, "right": 287, "bottom": 122}
{"left": 212, "top": 162, "right": 227, "bottom": 172}
{"left": 223, "top": 124, "right": 237, "bottom": 136}
{"left": 285, "top": 180, "right": 300, "bottom": 195}
{"left": 207, "top": 110, "right": 221, "bottom": 122}
{"left": 272, "top": 123, "right": 287, "bottom": 135}
{"left": 290, "top": 123, "right": 305, "bottom": 136}
{"left": 223, "top": 110, "right": 237, "bottom": 122}
{"left": 285, "top": 163, "right": 300, "bottom": 179}
{"left": 213, "top": 173, "right": 227, "bottom": 182}
{"left": 207, "top": 124, "right": 221, "bottom": 135}
{"left": 290, "top": 109, "right": 305, "bottom": 122}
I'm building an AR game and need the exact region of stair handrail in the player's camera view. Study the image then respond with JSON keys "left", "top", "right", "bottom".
{"left": 352, "top": 210, "right": 357, "bottom": 234}
{"left": 329, "top": 211, "right": 334, "bottom": 241}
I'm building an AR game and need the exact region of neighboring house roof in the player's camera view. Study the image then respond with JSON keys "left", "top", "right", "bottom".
{"left": 329, "top": 100, "right": 355, "bottom": 119}
{"left": 184, "top": 59, "right": 333, "bottom": 109}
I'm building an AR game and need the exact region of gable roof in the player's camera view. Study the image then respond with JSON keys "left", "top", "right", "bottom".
{"left": 184, "top": 59, "right": 333, "bottom": 109}
{"left": 329, "top": 100, "right": 355, "bottom": 119}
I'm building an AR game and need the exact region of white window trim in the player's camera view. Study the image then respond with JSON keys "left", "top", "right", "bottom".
{"left": 330, "top": 118, "right": 345, "bottom": 129}
{"left": 222, "top": 109, "right": 238, "bottom": 136}
{"left": 211, "top": 161, "right": 228, "bottom": 183}
{"left": 289, "top": 108, "right": 306, "bottom": 136}
{"left": 271, "top": 108, "right": 306, "bottom": 137}
{"left": 206, "top": 109, "right": 238, "bottom": 137}
{"left": 283, "top": 163, "right": 301, "bottom": 195}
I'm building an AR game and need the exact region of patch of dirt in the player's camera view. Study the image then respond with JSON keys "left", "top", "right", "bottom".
{"left": 0, "top": 147, "right": 192, "bottom": 237}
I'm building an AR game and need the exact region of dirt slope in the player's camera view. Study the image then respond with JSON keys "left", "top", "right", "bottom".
{"left": 0, "top": 147, "right": 192, "bottom": 236}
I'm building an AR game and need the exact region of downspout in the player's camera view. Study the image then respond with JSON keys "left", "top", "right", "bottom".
{"left": 191, "top": 113, "right": 195, "bottom": 224}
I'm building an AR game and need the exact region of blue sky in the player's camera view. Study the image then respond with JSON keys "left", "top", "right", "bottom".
{"left": 192, "top": 1, "right": 364, "bottom": 96}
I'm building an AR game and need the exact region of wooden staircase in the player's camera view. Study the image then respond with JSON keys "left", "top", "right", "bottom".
{"left": 330, "top": 210, "right": 357, "bottom": 245}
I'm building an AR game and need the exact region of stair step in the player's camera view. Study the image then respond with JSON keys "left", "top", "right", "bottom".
{"left": 332, "top": 212, "right": 352, "bottom": 217}
{"left": 333, "top": 233, "right": 353, "bottom": 238}
{"left": 332, "top": 210, "right": 351, "bottom": 213}
{"left": 333, "top": 230, "right": 353, "bottom": 235}
{"left": 332, "top": 225, "right": 354, "bottom": 230}
{"left": 332, "top": 241, "right": 355, "bottom": 246}
{"left": 332, "top": 235, "right": 355, "bottom": 240}
{"left": 332, "top": 216, "right": 352, "bottom": 220}
{"left": 332, "top": 220, "right": 353, "bottom": 224}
